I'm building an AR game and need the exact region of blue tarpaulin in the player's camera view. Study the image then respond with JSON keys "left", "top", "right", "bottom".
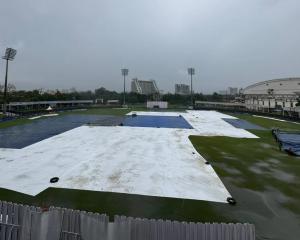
{"left": 122, "top": 115, "right": 193, "bottom": 129}
{"left": 272, "top": 129, "right": 300, "bottom": 156}
{"left": 223, "top": 118, "right": 266, "bottom": 130}
{"left": 0, "top": 115, "right": 123, "bottom": 149}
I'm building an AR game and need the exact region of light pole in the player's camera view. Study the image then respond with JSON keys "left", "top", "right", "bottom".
{"left": 2, "top": 48, "right": 17, "bottom": 115}
{"left": 187, "top": 67, "right": 195, "bottom": 108}
{"left": 121, "top": 68, "right": 129, "bottom": 106}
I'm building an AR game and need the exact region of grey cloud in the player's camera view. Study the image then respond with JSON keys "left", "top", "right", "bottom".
{"left": 0, "top": 0, "right": 299, "bottom": 93}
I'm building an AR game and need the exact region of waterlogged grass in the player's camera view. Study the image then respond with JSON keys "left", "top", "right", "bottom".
{"left": 189, "top": 115, "right": 300, "bottom": 240}
{"left": 190, "top": 131, "right": 300, "bottom": 210}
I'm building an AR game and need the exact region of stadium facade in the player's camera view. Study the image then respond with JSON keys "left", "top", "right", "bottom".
{"left": 241, "top": 77, "right": 300, "bottom": 114}
{"left": 131, "top": 78, "right": 159, "bottom": 95}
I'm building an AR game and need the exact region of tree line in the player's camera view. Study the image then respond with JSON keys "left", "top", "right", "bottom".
{"left": 0, "top": 84, "right": 232, "bottom": 105}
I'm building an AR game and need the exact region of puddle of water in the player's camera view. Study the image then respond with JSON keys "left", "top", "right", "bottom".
{"left": 260, "top": 143, "right": 272, "bottom": 149}
{"left": 270, "top": 169, "right": 296, "bottom": 183}
{"left": 267, "top": 158, "right": 280, "bottom": 164}
{"left": 249, "top": 165, "right": 265, "bottom": 175}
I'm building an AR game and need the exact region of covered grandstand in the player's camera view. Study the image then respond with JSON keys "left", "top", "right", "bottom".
{"left": 241, "top": 78, "right": 300, "bottom": 117}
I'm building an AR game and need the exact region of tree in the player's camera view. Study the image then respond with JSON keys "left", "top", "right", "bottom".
{"left": 7, "top": 84, "right": 16, "bottom": 92}
{"left": 94, "top": 87, "right": 120, "bottom": 101}
{"left": 0, "top": 83, "right": 16, "bottom": 93}
{"left": 210, "top": 92, "right": 223, "bottom": 101}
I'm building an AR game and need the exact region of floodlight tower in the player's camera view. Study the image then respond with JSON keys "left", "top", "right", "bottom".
{"left": 2, "top": 48, "right": 17, "bottom": 114}
{"left": 187, "top": 67, "right": 195, "bottom": 107}
{"left": 121, "top": 68, "right": 129, "bottom": 106}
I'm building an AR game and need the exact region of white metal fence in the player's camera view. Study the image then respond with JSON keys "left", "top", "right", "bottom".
{"left": 0, "top": 201, "right": 255, "bottom": 240}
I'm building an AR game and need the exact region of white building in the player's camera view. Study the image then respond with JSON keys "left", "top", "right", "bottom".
{"left": 219, "top": 87, "right": 238, "bottom": 95}
{"left": 146, "top": 101, "right": 168, "bottom": 109}
{"left": 175, "top": 84, "right": 190, "bottom": 95}
{"left": 219, "top": 90, "right": 228, "bottom": 95}
{"left": 241, "top": 78, "right": 300, "bottom": 115}
{"left": 131, "top": 78, "right": 159, "bottom": 95}
{"left": 228, "top": 87, "right": 238, "bottom": 95}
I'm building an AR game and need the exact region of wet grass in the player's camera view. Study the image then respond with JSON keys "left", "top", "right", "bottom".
{"left": 190, "top": 131, "right": 300, "bottom": 207}
{"left": 189, "top": 115, "right": 300, "bottom": 240}
{"left": 0, "top": 118, "right": 31, "bottom": 129}
{"left": 0, "top": 188, "right": 228, "bottom": 223}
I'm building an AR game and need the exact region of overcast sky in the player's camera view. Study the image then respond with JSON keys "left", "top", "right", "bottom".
{"left": 0, "top": 0, "right": 299, "bottom": 93}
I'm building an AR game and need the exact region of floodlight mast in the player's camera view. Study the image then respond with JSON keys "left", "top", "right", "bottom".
{"left": 121, "top": 68, "right": 129, "bottom": 106}
{"left": 187, "top": 67, "right": 195, "bottom": 108}
{"left": 2, "top": 48, "right": 17, "bottom": 114}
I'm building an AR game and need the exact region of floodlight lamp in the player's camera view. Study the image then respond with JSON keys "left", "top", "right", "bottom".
{"left": 2, "top": 48, "right": 17, "bottom": 61}
{"left": 188, "top": 68, "right": 195, "bottom": 75}
{"left": 121, "top": 68, "right": 129, "bottom": 76}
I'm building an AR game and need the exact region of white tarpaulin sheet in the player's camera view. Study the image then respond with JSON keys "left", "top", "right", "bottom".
{"left": 0, "top": 111, "right": 257, "bottom": 202}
